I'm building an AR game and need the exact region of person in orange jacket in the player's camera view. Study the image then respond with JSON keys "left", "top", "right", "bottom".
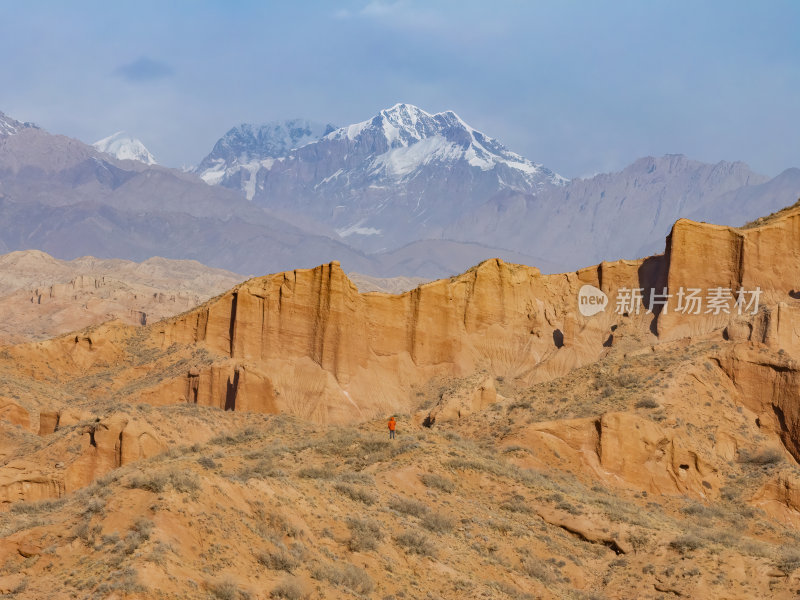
{"left": 388, "top": 416, "right": 396, "bottom": 439}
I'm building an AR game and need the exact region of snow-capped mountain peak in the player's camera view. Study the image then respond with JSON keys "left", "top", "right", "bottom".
{"left": 194, "top": 118, "right": 336, "bottom": 192}
{"left": 326, "top": 103, "right": 567, "bottom": 185}
{"left": 92, "top": 132, "right": 157, "bottom": 165}
{"left": 195, "top": 103, "right": 567, "bottom": 252}
{"left": 0, "top": 111, "right": 39, "bottom": 136}
{"left": 331, "top": 103, "right": 444, "bottom": 145}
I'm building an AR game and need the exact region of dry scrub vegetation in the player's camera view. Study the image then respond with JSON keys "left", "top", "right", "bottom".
{"left": 3, "top": 381, "right": 800, "bottom": 600}
{"left": 3, "top": 333, "right": 800, "bottom": 598}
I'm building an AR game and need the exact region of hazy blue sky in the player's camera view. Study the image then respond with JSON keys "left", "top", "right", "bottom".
{"left": 1, "top": 1, "right": 797, "bottom": 178}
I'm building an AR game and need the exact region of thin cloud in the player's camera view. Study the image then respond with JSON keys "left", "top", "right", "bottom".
{"left": 114, "top": 57, "right": 174, "bottom": 83}
{"left": 333, "top": 1, "right": 506, "bottom": 38}
{"left": 360, "top": 1, "right": 405, "bottom": 17}
{"left": 333, "top": 1, "right": 404, "bottom": 19}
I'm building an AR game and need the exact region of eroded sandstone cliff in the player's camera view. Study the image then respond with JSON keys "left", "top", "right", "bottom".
{"left": 3, "top": 208, "right": 800, "bottom": 598}
{"left": 127, "top": 206, "right": 800, "bottom": 425}
{"left": 1, "top": 206, "right": 800, "bottom": 502}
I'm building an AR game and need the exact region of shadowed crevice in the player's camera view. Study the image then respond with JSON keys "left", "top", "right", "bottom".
{"left": 225, "top": 369, "right": 240, "bottom": 411}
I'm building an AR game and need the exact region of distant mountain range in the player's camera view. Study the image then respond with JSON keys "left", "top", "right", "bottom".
{"left": 0, "top": 109, "right": 550, "bottom": 278}
{"left": 195, "top": 104, "right": 800, "bottom": 270}
{"left": 1, "top": 106, "right": 798, "bottom": 277}
{"left": 443, "top": 154, "right": 794, "bottom": 269}
{"left": 195, "top": 103, "right": 566, "bottom": 252}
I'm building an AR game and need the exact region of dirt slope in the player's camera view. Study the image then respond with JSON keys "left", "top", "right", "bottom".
{"left": 2, "top": 207, "right": 800, "bottom": 598}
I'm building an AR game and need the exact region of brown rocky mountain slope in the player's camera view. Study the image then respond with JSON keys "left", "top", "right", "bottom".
{"left": 2, "top": 207, "right": 800, "bottom": 597}
{"left": 347, "top": 272, "right": 429, "bottom": 294}
{"left": 0, "top": 250, "right": 243, "bottom": 344}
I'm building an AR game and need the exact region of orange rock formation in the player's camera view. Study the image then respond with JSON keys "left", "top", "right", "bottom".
{"left": 3, "top": 207, "right": 800, "bottom": 598}
{"left": 126, "top": 210, "right": 800, "bottom": 426}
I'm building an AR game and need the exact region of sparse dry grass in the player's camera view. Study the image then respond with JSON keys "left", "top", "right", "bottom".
{"left": 333, "top": 482, "right": 377, "bottom": 505}
{"left": 4, "top": 337, "right": 800, "bottom": 599}
{"left": 419, "top": 472, "right": 455, "bottom": 493}
{"left": 127, "top": 468, "right": 200, "bottom": 494}
{"left": 346, "top": 516, "right": 383, "bottom": 552}
{"left": 311, "top": 562, "right": 373, "bottom": 594}
{"left": 394, "top": 529, "right": 437, "bottom": 557}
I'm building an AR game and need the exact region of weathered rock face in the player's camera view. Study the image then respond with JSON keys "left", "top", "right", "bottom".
{"left": 508, "top": 412, "right": 720, "bottom": 498}
{"left": 153, "top": 259, "right": 637, "bottom": 422}
{"left": 0, "top": 399, "right": 30, "bottom": 430}
{"left": 0, "top": 410, "right": 167, "bottom": 503}
{"left": 715, "top": 344, "right": 800, "bottom": 463}
{"left": 64, "top": 415, "right": 165, "bottom": 492}
{"left": 6, "top": 206, "right": 800, "bottom": 432}
{"left": 421, "top": 376, "right": 499, "bottom": 426}
{"left": 131, "top": 206, "right": 800, "bottom": 424}
{"left": 657, "top": 214, "right": 800, "bottom": 343}
{"left": 37, "top": 409, "right": 91, "bottom": 436}
{"left": 141, "top": 362, "right": 277, "bottom": 414}
{"left": 0, "top": 461, "right": 64, "bottom": 504}
{"left": 752, "top": 475, "right": 800, "bottom": 527}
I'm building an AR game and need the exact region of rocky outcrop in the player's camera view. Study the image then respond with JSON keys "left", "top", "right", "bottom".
{"left": 657, "top": 213, "right": 800, "bottom": 343}
{"left": 140, "top": 362, "right": 277, "bottom": 414}
{"left": 752, "top": 475, "right": 800, "bottom": 526}
{"left": 64, "top": 415, "right": 165, "bottom": 492}
{"left": 0, "top": 399, "right": 30, "bottom": 430}
{"left": 714, "top": 344, "right": 800, "bottom": 463}
{"left": 38, "top": 409, "right": 94, "bottom": 436}
{"left": 129, "top": 205, "right": 800, "bottom": 423}
{"left": 537, "top": 506, "right": 632, "bottom": 554}
{"left": 0, "top": 460, "right": 64, "bottom": 505}
{"left": 509, "top": 412, "right": 720, "bottom": 498}
{"left": 153, "top": 258, "right": 638, "bottom": 422}
{"left": 0, "top": 412, "right": 166, "bottom": 502}
{"left": 7, "top": 206, "right": 800, "bottom": 430}
{"left": 422, "top": 376, "right": 498, "bottom": 426}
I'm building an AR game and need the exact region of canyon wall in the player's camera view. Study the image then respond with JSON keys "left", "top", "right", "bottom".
{"left": 141, "top": 208, "right": 800, "bottom": 422}
{"left": 152, "top": 259, "right": 629, "bottom": 421}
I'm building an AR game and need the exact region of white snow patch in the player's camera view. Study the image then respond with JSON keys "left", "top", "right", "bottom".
{"left": 464, "top": 146, "right": 494, "bottom": 170}
{"left": 336, "top": 223, "right": 383, "bottom": 237}
{"left": 200, "top": 160, "right": 227, "bottom": 184}
{"left": 241, "top": 161, "right": 263, "bottom": 201}
{"left": 316, "top": 168, "right": 344, "bottom": 189}
{"left": 371, "top": 136, "right": 462, "bottom": 178}
{"left": 0, "top": 120, "right": 17, "bottom": 136}
{"left": 93, "top": 131, "right": 157, "bottom": 165}
{"left": 338, "top": 120, "right": 370, "bottom": 141}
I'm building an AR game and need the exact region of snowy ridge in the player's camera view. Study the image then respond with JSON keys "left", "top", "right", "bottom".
{"left": 194, "top": 103, "right": 568, "bottom": 253}
{"left": 93, "top": 132, "right": 157, "bottom": 165}
{"left": 0, "top": 111, "right": 39, "bottom": 136}
{"left": 325, "top": 103, "right": 567, "bottom": 187}
{"left": 194, "top": 119, "right": 335, "bottom": 192}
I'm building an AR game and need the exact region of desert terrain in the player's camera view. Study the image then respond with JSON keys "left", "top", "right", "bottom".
{"left": 0, "top": 251, "right": 243, "bottom": 345}
{"left": 2, "top": 204, "right": 800, "bottom": 598}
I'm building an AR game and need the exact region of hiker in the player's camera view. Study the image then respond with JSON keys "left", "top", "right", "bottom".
{"left": 388, "top": 416, "right": 396, "bottom": 439}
